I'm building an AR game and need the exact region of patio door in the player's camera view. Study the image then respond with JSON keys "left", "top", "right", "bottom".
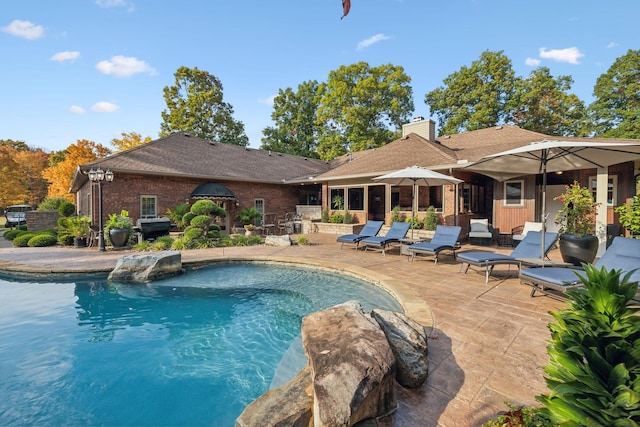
{"left": 544, "top": 185, "right": 565, "bottom": 233}
{"left": 254, "top": 199, "right": 265, "bottom": 226}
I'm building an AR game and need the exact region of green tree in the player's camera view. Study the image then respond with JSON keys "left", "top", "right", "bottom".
{"left": 315, "top": 62, "right": 414, "bottom": 160}
{"left": 111, "top": 131, "right": 153, "bottom": 152}
{"left": 425, "top": 50, "right": 517, "bottom": 135}
{"left": 587, "top": 49, "right": 640, "bottom": 138}
{"left": 508, "top": 67, "right": 587, "bottom": 136}
{"left": 160, "top": 66, "right": 249, "bottom": 146}
{"left": 260, "top": 80, "right": 323, "bottom": 158}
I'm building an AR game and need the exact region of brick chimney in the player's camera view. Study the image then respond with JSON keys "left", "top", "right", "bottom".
{"left": 402, "top": 117, "right": 436, "bottom": 141}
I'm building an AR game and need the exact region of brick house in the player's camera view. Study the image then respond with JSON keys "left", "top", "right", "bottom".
{"left": 71, "top": 121, "right": 640, "bottom": 252}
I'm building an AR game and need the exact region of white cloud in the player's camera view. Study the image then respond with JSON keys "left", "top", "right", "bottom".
{"left": 357, "top": 33, "right": 391, "bottom": 50}
{"left": 69, "top": 105, "right": 85, "bottom": 114}
{"left": 259, "top": 95, "right": 276, "bottom": 106}
{"left": 95, "top": 55, "right": 156, "bottom": 77}
{"left": 91, "top": 102, "right": 119, "bottom": 112}
{"left": 95, "top": 0, "right": 135, "bottom": 12}
{"left": 2, "top": 20, "right": 44, "bottom": 40}
{"left": 607, "top": 41, "right": 618, "bottom": 48}
{"left": 525, "top": 57, "right": 541, "bottom": 67}
{"left": 539, "top": 47, "right": 584, "bottom": 64}
{"left": 51, "top": 51, "right": 80, "bottom": 62}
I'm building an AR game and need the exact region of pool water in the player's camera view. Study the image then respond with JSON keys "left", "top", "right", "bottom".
{"left": 0, "top": 263, "right": 401, "bottom": 426}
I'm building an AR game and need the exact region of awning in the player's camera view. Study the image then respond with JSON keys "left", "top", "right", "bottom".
{"left": 190, "top": 183, "right": 237, "bottom": 200}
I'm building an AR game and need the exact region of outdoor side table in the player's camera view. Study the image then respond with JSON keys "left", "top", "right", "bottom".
{"left": 399, "top": 238, "right": 420, "bottom": 256}
{"left": 497, "top": 233, "right": 512, "bottom": 247}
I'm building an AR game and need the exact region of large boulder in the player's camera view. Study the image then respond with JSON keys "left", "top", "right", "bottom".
{"left": 371, "top": 309, "right": 429, "bottom": 388}
{"left": 107, "top": 251, "right": 183, "bottom": 283}
{"left": 265, "top": 234, "right": 292, "bottom": 247}
{"left": 236, "top": 366, "right": 313, "bottom": 427}
{"left": 302, "top": 301, "right": 396, "bottom": 427}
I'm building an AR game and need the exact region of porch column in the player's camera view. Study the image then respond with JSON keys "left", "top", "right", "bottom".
{"left": 595, "top": 167, "right": 608, "bottom": 257}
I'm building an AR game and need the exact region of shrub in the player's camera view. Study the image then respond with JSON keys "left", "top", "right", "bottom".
{"left": 58, "top": 201, "right": 76, "bottom": 217}
{"left": 390, "top": 206, "right": 403, "bottom": 223}
{"left": 217, "top": 236, "right": 234, "bottom": 247}
{"left": 406, "top": 216, "right": 423, "bottom": 229}
{"left": 343, "top": 210, "right": 352, "bottom": 224}
{"left": 4, "top": 229, "right": 22, "bottom": 240}
{"left": 247, "top": 235, "right": 262, "bottom": 245}
{"left": 152, "top": 236, "right": 174, "bottom": 250}
{"left": 424, "top": 206, "right": 438, "bottom": 231}
{"left": 27, "top": 234, "right": 58, "bottom": 247}
{"left": 296, "top": 236, "right": 309, "bottom": 245}
{"left": 615, "top": 194, "right": 640, "bottom": 236}
{"left": 321, "top": 207, "right": 330, "bottom": 223}
{"left": 183, "top": 226, "right": 204, "bottom": 240}
{"left": 191, "top": 200, "right": 225, "bottom": 217}
{"left": 182, "top": 212, "right": 196, "bottom": 227}
{"left": 133, "top": 240, "right": 152, "bottom": 251}
{"left": 37, "top": 197, "right": 69, "bottom": 211}
{"left": 536, "top": 264, "right": 640, "bottom": 425}
{"left": 166, "top": 202, "right": 190, "bottom": 230}
{"left": 330, "top": 213, "right": 344, "bottom": 223}
{"left": 482, "top": 403, "right": 552, "bottom": 427}
{"left": 232, "top": 235, "right": 250, "bottom": 246}
{"left": 58, "top": 234, "right": 74, "bottom": 246}
{"left": 190, "top": 215, "right": 212, "bottom": 229}
{"left": 13, "top": 232, "right": 36, "bottom": 247}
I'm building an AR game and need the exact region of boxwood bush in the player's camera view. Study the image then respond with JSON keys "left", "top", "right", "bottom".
{"left": 13, "top": 232, "right": 36, "bottom": 247}
{"left": 28, "top": 234, "right": 58, "bottom": 247}
{"left": 3, "top": 229, "right": 22, "bottom": 240}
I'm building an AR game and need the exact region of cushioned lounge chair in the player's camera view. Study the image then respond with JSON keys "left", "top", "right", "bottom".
{"left": 407, "top": 225, "right": 462, "bottom": 265}
{"left": 336, "top": 220, "right": 384, "bottom": 250}
{"left": 457, "top": 231, "right": 559, "bottom": 283}
{"left": 521, "top": 236, "right": 640, "bottom": 299}
{"left": 468, "top": 218, "right": 493, "bottom": 246}
{"left": 361, "top": 221, "right": 411, "bottom": 256}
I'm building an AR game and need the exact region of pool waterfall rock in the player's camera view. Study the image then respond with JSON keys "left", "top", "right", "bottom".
{"left": 107, "top": 251, "right": 183, "bottom": 283}
{"left": 237, "top": 301, "right": 429, "bottom": 427}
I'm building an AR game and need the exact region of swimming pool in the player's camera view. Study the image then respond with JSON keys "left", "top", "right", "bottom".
{"left": 0, "top": 263, "right": 402, "bottom": 426}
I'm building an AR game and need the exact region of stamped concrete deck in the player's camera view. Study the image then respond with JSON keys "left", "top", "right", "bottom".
{"left": 0, "top": 233, "right": 566, "bottom": 426}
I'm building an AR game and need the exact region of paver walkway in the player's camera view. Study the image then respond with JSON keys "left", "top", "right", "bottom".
{"left": 0, "top": 233, "right": 566, "bottom": 426}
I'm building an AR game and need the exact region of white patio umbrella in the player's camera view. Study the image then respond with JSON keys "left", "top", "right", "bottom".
{"left": 464, "top": 139, "right": 640, "bottom": 258}
{"left": 373, "top": 166, "right": 463, "bottom": 238}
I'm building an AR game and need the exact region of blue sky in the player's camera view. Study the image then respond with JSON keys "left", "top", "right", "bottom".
{"left": 2, "top": 0, "right": 638, "bottom": 153}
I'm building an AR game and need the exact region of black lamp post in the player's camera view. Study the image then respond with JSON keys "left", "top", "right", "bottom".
{"left": 88, "top": 168, "right": 114, "bottom": 252}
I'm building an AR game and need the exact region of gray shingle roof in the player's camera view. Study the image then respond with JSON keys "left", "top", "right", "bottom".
{"left": 79, "top": 132, "right": 331, "bottom": 183}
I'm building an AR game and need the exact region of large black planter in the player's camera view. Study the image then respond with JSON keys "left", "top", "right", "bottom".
{"left": 73, "top": 237, "right": 87, "bottom": 248}
{"left": 559, "top": 234, "right": 598, "bottom": 266}
{"left": 109, "top": 228, "right": 131, "bottom": 248}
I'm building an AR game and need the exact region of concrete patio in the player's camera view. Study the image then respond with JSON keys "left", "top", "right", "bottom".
{"left": 0, "top": 233, "right": 566, "bottom": 426}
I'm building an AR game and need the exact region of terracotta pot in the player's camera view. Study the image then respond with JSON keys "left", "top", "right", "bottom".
{"left": 559, "top": 234, "right": 598, "bottom": 266}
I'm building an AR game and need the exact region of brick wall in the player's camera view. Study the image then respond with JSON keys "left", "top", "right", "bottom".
{"left": 78, "top": 173, "right": 301, "bottom": 228}
{"left": 26, "top": 210, "right": 59, "bottom": 231}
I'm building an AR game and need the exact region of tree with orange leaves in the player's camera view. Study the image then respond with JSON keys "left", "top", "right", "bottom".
{"left": 110, "top": 131, "right": 152, "bottom": 152}
{"left": 0, "top": 140, "right": 49, "bottom": 208}
{"left": 42, "top": 139, "right": 112, "bottom": 201}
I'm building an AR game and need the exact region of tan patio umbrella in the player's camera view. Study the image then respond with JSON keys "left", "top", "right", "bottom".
{"left": 373, "top": 166, "right": 463, "bottom": 239}
{"left": 464, "top": 139, "right": 640, "bottom": 258}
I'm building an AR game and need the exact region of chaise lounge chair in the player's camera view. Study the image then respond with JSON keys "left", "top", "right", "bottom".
{"left": 361, "top": 221, "right": 411, "bottom": 256}
{"left": 336, "top": 220, "right": 384, "bottom": 250}
{"left": 521, "top": 236, "right": 640, "bottom": 299}
{"left": 457, "top": 231, "right": 559, "bottom": 283}
{"left": 407, "top": 225, "right": 462, "bottom": 265}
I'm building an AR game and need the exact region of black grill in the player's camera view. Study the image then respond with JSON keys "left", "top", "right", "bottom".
{"left": 134, "top": 218, "right": 172, "bottom": 241}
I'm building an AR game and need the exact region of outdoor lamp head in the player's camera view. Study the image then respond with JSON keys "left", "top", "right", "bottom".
{"left": 88, "top": 168, "right": 97, "bottom": 181}
{"left": 96, "top": 168, "right": 105, "bottom": 181}
{"left": 105, "top": 170, "right": 114, "bottom": 182}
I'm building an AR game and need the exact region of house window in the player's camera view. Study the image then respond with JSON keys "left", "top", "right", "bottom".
{"left": 254, "top": 199, "right": 265, "bottom": 226}
{"left": 348, "top": 187, "right": 364, "bottom": 211}
{"left": 589, "top": 175, "right": 617, "bottom": 206}
{"left": 329, "top": 188, "right": 345, "bottom": 210}
{"left": 140, "top": 195, "right": 157, "bottom": 218}
{"left": 428, "top": 186, "right": 443, "bottom": 211}
{"left": 504, "top": 180, "right": 524, "bottom": 206}
{"left": 460, "top": 184, "right": 485, "bottom": 213}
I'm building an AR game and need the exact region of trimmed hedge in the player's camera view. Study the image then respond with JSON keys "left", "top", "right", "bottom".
{"left": 28, "top": 234, "right": 58, "bottom": 247}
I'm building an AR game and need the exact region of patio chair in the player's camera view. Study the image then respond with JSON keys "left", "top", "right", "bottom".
{"left": 361, "top": 221, "right": 411, "bottom": 256}
{"left": 521, "top": 236, "right": 640, "bottom": 299}
{"left": 457, "top": 231, "right": 559, "bottom": 283}
{"left": 336, "top": 220, "right": 384, "bottom": 250}
{"left": 468, "top": 219, "right": 493, "bottom": 246}
{"left": 261, "top": 213, "right": 277, "bottom": 235}
{"left": 511, "top": 221, "right": 543, "bottom": 247}
{"left": 407, "top": 225, "right": 462, "bottom": 265}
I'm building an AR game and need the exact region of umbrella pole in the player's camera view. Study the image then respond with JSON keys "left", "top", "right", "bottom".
{"left": 541, "top": 150, "right": 548, "bottom": 259}
{"left": 411, "top": 181, "right": 416, "bottom": 239}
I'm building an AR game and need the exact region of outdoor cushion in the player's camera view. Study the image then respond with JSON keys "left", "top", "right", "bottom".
{"left": 336, "top": 221, "right": 384, "bottom": 249}
{"left": 512, "top": 221, "right": 543, "bottom": 242}
{"left": 521, "top": 236, "right": 640, "bottom": 298}
{"left": 458, "top": 231, "right": 559, "bottom": 283}
{"left": 408, "top": 225, "right": 462, "bottom": 265}
{"left": 361, "top": 222, "right": 411, "bottom": 256}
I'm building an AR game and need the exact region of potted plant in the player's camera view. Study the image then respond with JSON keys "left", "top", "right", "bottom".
{"left": 104, "top": 209, "right": 133, "bottom": 248}
{"left": 67, "top": 215, "right": 91, "bottom": 248}
{"left": 615, "top": 194, "right": 640, "bottom": 238}
{"left": 554, "top": 181, "right": 599, "bottom": 266}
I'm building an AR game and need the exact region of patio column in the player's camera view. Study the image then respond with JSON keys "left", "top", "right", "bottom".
{"left": 595, "top": 167, "right": 608, "bottom": 257}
